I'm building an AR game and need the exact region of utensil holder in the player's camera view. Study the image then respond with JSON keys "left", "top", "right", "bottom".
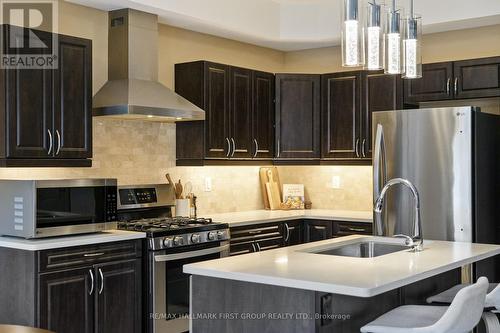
{"left": 175, "top": 199, "right": 190, "bottom": 217}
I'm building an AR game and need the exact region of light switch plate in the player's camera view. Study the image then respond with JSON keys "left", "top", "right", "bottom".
{"left": 331, "top": 175, "right": 341, "bottom": 189}
{"left": 204, "top": 177, "right": 212, "bottom": 192}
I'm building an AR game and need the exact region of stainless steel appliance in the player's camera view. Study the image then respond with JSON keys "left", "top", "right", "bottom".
{"left": 373, "top": 106, "right": 500, "bottom": 279}
{"left": 116, "top": 184, "right": 229, "bottom": 333}
{"left": 0, "top": 179, "right": 117, "bottom": 238}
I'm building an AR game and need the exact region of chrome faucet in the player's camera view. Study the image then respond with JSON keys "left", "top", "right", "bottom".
{"left": 374, "top": 178, "right": 423, "bottom": 252}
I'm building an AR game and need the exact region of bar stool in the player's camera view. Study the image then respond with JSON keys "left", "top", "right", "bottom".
{"left": 427, "top": 283, "right": 500, "bottom": 332}
{"left": 0, "top": 325, "right": 54, "bottom": 333}
{"left": 360, "top": 277, "right": 489, "bottom": 333}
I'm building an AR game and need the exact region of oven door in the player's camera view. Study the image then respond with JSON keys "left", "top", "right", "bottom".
{"left": 150, "top": 241, "right": 229, "bottom": 333}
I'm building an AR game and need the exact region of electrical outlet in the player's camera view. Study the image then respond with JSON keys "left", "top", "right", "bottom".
{"left": 204, "top": 177, "right": 212, "bottom": 192}
{"left": 331, "top": 175, "right": 341, "bottom": 189}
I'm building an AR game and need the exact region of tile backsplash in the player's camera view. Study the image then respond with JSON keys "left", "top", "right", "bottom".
{"left": 0, "top": 119, "right": 373, "bottom": 214}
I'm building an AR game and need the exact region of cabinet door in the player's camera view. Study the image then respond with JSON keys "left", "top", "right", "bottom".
{"left": 53, "top": 34, "right": 92, "bottom": 159}
{"left": 283, "top": 220, "right": 302, "bottom": 246}
{"left": 95, "top": 259, "right": 142, "bottom": 333}
{"left": 321, "top": 72, "right": 362, "bottom": 160}
{"left": 252, "top": 71, "right": 275, "bottom": 159}
{"left": 303, "top": 220, "right": 333, "bottom": 243}
{"left": 39, "top": 267, "right": 94, "bottom": 333}
{"left": 4, "top": 27, "right": 53, "bottom": 158}
{"left": 204, "top": 62, "right": 231, "bottom": 158}
{"left": 229, "top": 67, "right": 253, "bottom": 159}
{"left": 404, "top": 62, "right": 453, "bottom": 103}
{"left": 362, "top": 72, "right": 402, "bottom": 159}
{"left": 454, "top": 57, "right": 500, "bottom": 99}
{"left": 275, "top": 74, "right": 320, "bottom": 159}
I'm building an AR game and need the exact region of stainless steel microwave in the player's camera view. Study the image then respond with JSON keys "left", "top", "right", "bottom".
{"left": 0, "top": 179, "right": 117, "bottom": 239}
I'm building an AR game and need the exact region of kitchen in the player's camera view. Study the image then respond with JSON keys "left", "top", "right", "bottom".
{"left": 0, "top": 0, "right": 499, "bottom": 333}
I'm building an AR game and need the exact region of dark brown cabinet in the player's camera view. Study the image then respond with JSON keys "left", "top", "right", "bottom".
{"left": 404, "top": 57, "right": 500, "bottom": 104}
{"left": 283, "top": 220, "right": 302, "bottom": 246}
{"left": 303, "top": 220, "right": 333, "bottom": 243}
{"left": 0, "top": 240, "right": 142, "bottom": 333}
{"left": 252, "top": 71, "right": 275, "bottom": 159}
{"left": 0, "top": 27, "right": 92, "bottom": 167}
{"left": 275, "top": 74, "right": 321, "bottom": 160}
{"left": 39, "top": 267, "right": 94, "bottom": 333}
{"left": 175, "top": 61, "right": 275, "bottom": 165}
{"left": 229, "top": 222, "right": 283, "bottom": 255}
{"left": 333, "top": 221, "right": 373, "bottom": 238}
{"left": 321, "top": 71, "right": 401, "bottom": 162}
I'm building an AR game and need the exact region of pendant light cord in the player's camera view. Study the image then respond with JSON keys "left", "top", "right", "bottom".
{"left": 410, "top": 0, "right": 414, "bottom": 18}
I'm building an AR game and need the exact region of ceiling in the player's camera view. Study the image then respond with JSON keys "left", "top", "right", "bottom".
{"left": 68, "top": 0, "right": 500, "bottom": 51}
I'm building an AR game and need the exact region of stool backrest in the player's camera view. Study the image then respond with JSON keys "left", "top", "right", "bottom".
{"left": 431, "top": 276, "right": 489, "bottom": 333}
{"left": 486, "top": 283, "right": 500, "bottom": 310}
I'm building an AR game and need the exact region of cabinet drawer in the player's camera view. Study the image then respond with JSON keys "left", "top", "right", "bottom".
{"left": 255, "top": 236, "right": 283, "bottom": 252}
{"left": 38, "top": 240, "right": 142, "bottom": 273}
{"left": 334, "top": 222, "right": 373, "bottom": 237}
{"left": 230, "top": 223, "right": 283, "bottom": 243}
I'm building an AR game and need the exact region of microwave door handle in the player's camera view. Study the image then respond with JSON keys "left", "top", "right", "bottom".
{"left": 154, "top": 244, "right": 229, "bottom": 262}
{"left": 373, "top": 124, "right": 387, "bottom": 236}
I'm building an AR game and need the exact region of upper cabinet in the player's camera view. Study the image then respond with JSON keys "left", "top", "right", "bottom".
{"left": 404, "top": 57, "right": 500, "bottom": 104}
{"left": 0, "top": 26, "right": 92, "bottom": 167}
{"left": 175, "top": 61, "right": 275, "bottom": 165}
{"left": 275, "top": 74, "right": 320, "bottom": 161}
{"left": 321, "top": 71, "right": 402, "bottom": 163}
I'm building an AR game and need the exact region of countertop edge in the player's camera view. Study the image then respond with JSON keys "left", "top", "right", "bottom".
{"left": 0, "top": 231, "right": 147, "bottom": 251}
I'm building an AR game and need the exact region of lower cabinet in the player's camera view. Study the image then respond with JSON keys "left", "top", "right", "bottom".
{"left": 283, "top": 220, "right": 303, "bottom": 246}
{"left": 0, "top": 240, "right": 143, "bottom": 333}
{"left": 303, "top": 220, "right": 333, "bottom": 243}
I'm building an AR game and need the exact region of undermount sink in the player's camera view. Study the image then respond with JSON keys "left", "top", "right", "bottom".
{"left": 310, "top": 241, "right": 410, "bottom": 258}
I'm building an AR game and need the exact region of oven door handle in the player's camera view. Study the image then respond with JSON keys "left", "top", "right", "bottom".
{"left": 153, "top": 244, "right": 230, "bottom": 262}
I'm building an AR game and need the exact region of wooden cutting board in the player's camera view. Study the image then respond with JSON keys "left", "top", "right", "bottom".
{"left": 259, "top": 167, "right": 282, "bottom": 209}
{"left": 266, "top": 169, "right": 282, "bottom": 210}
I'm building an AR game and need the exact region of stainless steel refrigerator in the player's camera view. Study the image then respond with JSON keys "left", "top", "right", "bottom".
{"left": 372, "top": 106, "right": 500, "bottom": 280}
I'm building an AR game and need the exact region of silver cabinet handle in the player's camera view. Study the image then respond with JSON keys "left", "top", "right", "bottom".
{"left": 355, "top": 138, "right": 360, "bottom": 158}
{"left": 253, "top": 139, "right": 259, "bottom": 158}
{"left": 284, "top": 223, "right": 290, "bottom": 242}
{"left": 55, "top": 130, "right": 61, "bottom": 155}
{"left": 361, "top": 139, "right": 366, "bottom": 158}
{"left": 446, "top": 78, "right": 451, "bottom": 95}
{"left": 347, "top": 227, "right": 367, "bottom": 233}
{"left": 47, "top": 130, "right": 53, "bottom": 155}
{"left": 83, "top": 252, "right": 105, "bottom": 257}
{"left": 454, "top": 77, "right": 458, "bottom": 95}
{"left": 251, "top": 243, "right": 257, "bottom": 252}
{"left": 88, "top": 269, "right": 94, "bottom": 295}
{"left": 277, "top": 139, "right": 280, "bottom": 158}
{"left": 230, "top": 138, "right": 236, "bottom": 157}
{"left": 225, "top": 138, "right": 231, "bottom": 157}
{"left": 98, "top": 268, "right": 104, "bottom": 294}
{"left": 255, "top": 242, "right": 261, "bottom": 252}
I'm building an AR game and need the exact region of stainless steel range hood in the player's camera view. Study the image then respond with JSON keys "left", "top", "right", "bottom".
{"left": 93, "top": 9, "right": 205, "bottom": 122}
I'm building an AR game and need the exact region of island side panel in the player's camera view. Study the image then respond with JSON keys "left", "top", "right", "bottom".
{"left": 190, "top": 275, "right": 317, "bottom": 333}
{"left": 0, "top": 247, "right": 37, "bottom": 326}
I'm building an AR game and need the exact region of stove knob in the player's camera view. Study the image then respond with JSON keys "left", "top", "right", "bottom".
{"left": 174, "top": 236, "right": 184, "bottom": 246}
{"left": 163, "top": 237, "right": 174, "bottom": 248}
{"left": 217, "top": 230, "right": 226, "bottom": 240}
{"left": 207, "top": 231, "right": 217, "bottom": 241}
{"left": 191, "top": 234, "right": 201, "bottom": 244}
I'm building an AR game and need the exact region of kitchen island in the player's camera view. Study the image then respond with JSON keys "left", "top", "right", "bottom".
{"left": 184, "top": 235, "right": 500, "bottom": 332}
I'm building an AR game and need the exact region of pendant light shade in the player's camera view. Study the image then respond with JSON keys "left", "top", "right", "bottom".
{"left": 341, "top": 0, "right": 364, "bottom": 67}
{"left": 384, "top": 1, "right": 403, "bottom": 74}
{"left": 364, "top": 1, "right": 384, "bottom": 70}
{"left": 402, "top": 0, "right": 422, "bottom": 79}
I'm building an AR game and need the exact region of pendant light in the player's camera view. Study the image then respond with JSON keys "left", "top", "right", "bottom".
{"left": 402, "top": 0, "right": 422, "bottom": 78}
{"left": 384, "top": 0, "right": 402, "bottom": 74}
{"left": 364, "top": 1, "right": 383, "bottom": 70}
{"left": 341, "top": 0, "right": 364, "bottom": 67}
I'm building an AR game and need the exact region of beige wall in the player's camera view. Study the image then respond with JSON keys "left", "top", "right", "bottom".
{"left": 1, "top": 2, "right": 499, "bottom": 214}
{"left": 283, "top": 24, "right": 500, "bottom": 73}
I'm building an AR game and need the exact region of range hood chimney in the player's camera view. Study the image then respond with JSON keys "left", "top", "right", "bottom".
{"left": 93, "top": 9, "right": 205, "bottom": 122}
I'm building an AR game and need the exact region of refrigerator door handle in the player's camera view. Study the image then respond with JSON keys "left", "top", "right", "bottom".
{"left": 373, "top": 124, "right": 387, "bottom": 236}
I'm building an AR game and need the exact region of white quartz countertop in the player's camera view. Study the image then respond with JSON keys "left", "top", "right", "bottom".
{"left": 0, "top": 230, "right": 146, "bottom": 251}
{"left": 184, "top": 235, "right": 500, "bottom": 297}
{"left": 210, "top": 209, "right": 373, "bottom": 226}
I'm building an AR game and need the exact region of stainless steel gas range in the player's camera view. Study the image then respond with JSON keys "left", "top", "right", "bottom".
{"left": 116, "top": 184, "right": 229, "bottom": 333}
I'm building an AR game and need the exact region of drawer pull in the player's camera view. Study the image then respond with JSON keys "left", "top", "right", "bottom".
{"left": 248, "top": 230, "right": 262, "bottom": 235}
{"left": 346, "top": 227, "right": 368, "bottom": 233}
{"left": 83, "top": 252, "right": 105, "bottom": 257}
